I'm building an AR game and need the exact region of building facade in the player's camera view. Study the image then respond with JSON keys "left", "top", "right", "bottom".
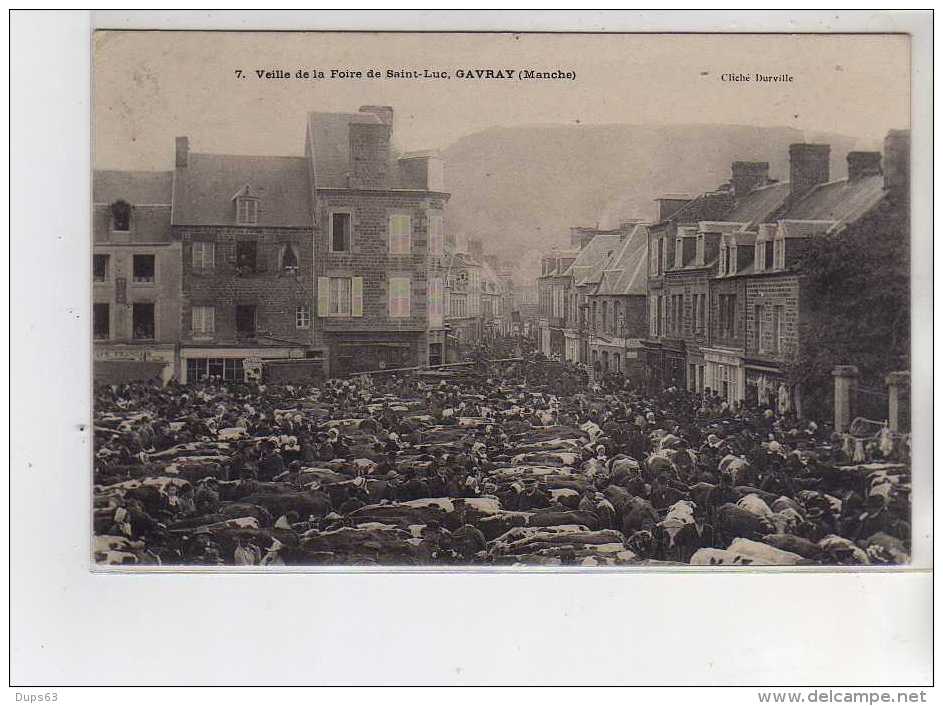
{"left": 92, "top": 170, "right": 181, "bottom": 383}
{"left": 171, "top": 138, "right": 316, "bottom": 383}
{"left": 307, "top": 107, "right": 450, "bottom": 375}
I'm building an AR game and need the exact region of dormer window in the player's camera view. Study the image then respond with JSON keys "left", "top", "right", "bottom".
{"left": 718, "top": 242, "right": 728, "bottom": 276}
{"left": 110, "top": 200, "right": 131, "bottom": 232}
{"left": 236, "top": 197, "right": 259, "bottom": 225}
{"left": 728, "top": 244, "right": 738, "bottom": 275}
{"left": 674, "top": 238, "right": 683, "bottom": 268}
{"left": 696, "top": 234, "right": 705, "bottom": 266}
{"left": 755, "top": 241, "right": 765, "bottom": 272}
{"left": 233, "top": 186, "right": 259, "bottom": 225}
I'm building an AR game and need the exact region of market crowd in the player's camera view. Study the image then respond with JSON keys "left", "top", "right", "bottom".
{"left": 93, "top": 354, "right": 911, "bottom": 567}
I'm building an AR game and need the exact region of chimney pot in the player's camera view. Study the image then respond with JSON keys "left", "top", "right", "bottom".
{"left": 789, "top": 143, "right": 830, "bottom": 198}
{"left": 731, "top": 161, "right": 770, "bottom": 198}
{"left": 883, "top": 129, "right": 910, "bottom": 195}
{"left": 846, "top": 151, "right": 882, "bottom": 180}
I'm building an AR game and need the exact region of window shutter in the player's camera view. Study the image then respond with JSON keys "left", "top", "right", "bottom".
{"left": 402, "top": 278, "right": 411, "bottom": 318}
{"left": 206, "top": 306, "right": 215, "bottom": 333}
{"left": 351, "top": 277, "right": 364, "bottom": 317}
{"left": 317, "top": 277, "right": 330, "bottom": 317}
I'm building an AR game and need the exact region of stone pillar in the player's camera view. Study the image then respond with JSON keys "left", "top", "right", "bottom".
{"left": 885, "top": 371, "right": 910, "bottom": 432}
{"left": 832, "top": 365, "right": 859, "bottom": 433}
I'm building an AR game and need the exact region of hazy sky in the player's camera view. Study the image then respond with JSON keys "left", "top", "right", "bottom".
{"left": 93, "top": 31, "right": 910, "bottom": 170}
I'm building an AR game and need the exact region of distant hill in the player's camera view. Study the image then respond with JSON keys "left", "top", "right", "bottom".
{"left": 440, "top": 123, "right": 872, "bottom": 280}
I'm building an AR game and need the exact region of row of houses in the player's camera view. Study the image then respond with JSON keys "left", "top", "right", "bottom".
{"left": 93, "top": 106, "right": 452, "bottom": 384}
{"left": 442, "top": 239, "right": 517, "bottom": 360}
{"left": 537, "top": 129, "right": 910, "bottom": 415}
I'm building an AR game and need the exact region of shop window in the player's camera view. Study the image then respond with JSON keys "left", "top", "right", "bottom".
{"left": 187, "top": 357, "right": 244, "bottom": 383}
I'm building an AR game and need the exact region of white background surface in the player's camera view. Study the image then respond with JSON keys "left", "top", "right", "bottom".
{"left": 7, "top": 10, "right": 934, "bottom": 690}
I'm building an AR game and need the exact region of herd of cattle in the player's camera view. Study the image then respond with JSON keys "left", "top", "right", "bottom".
{"left": 92, "top": 364, "right": 912, "bottom": 568}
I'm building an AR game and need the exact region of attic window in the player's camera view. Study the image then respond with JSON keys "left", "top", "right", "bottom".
{"left": 110, "top": 200, "right": 131, "bottom": 232}
{"left": 236, "top": 196, "right": 259, "bottom": 225}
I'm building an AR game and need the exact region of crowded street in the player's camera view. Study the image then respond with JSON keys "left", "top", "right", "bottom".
{"left": 92, "top": 353, "right": 912, "bottom": 567}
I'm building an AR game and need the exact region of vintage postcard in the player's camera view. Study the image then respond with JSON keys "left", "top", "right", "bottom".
{"left": 91, "top": 30, "right": 915, "bottom": 569}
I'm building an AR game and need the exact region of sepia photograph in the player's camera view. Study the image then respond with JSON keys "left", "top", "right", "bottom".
{"left": 11, "top": 10, "right": 934, "bottom": 691}
{"left": 88, "top": 30, "right": 917, "bottom": 569}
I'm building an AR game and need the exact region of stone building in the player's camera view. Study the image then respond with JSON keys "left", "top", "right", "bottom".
{"left": 640, "top": 133, "right": 910, "bottom": 412}
{"left": 731, "top": 133, "right": 910, "bottom": 414}
{"left": 536, "top": 246, "right": 579, "bottom": 359}
{"left": 92, "top": 170, "right": 181, "bottom": 383}
{"left": 306, "top": 107, "right": 450, "bottom": 375}
{"left": 444, "top": 250, "right": 481, "bottom": 360}
{"left": 171, "top": 137, "right": 316, "bottom": 383}
{"left": 645, "top": 190, "right": 736, "bottom": 390}
{"left": 582, "top": 223, "right": 650, "bottom": 380}
{"left": 443, "top": 242, "right": 510, "bottom": 360}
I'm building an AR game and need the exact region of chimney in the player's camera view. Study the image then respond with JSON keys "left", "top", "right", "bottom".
{"left": 175, "top": 136, "right": 189, "bottom": 168}
{"left": 398, "top": 152, "right": 444, "bottom": 191}
{"left": 655, "top": 196, "right": 693, "bottom": 222}
{"left": 883, "top": 129, "right": 910, "bottom": 194}
{"left": 789, "top": 143, "right": 830, "bottom": 198}
{"left": 349, "top": 121, "right": 392, "bottom": 189}
{"left": 358, "top": 105, "right": 394, "bottom": 126}
{"left": 570, "top": 227, "right": 596, "bottom": 250}
{"left": 846, "top": 151, "right": 882, "bottom": 181}
{"left": 731, "top": 161, "right": 770, "bottom": 198}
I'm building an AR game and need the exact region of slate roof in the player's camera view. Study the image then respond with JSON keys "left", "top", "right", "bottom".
{"left": 93, "top": 170, "right": 174, "bottom": 242}
{"left": 564, "top": 234, "right": 623, "bottom": 286}
{"left": 593, "top": 225, "right": 650, "bottom": 296}
{"left": 171, "top": 153, "right": 311, "bottom": 227}
{"left": 725, "top": 181, "right": 790, "bottom": 227}
{"left": 93, "top": 170, "right": 173, "bottom": 205}
{"left": 779, "top": 175, "right": 885, "bottom": 225}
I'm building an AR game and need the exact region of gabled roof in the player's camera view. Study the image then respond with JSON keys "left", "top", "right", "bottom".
{"left": 93, "top": 170, "right": 173, "bottom": 205}
{"left": 172, "top": 153, "right": 311, "bottom": 227}
{"left": 725, "top": 181, "right": 790, "bottom": 227}
{"left": 594, "top": 224, "right": 650, "bottom": 296}
{"left": 564, "top": 234, "right": 623, "bottom": 286}
{"left": 778, "top": 174, "right": 885, "bottom": 225}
